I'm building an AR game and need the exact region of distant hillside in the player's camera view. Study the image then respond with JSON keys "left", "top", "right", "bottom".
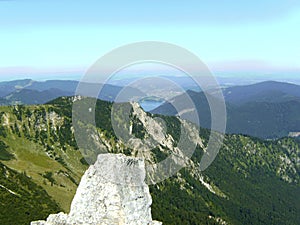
{"left": 4, "top": 88, "right": 73, "bottom": 105}
{"left": 224, "top": 81, "right": 300, "bottom": 105}
{"left": 0, "top": 79, "right": 76, "bottom": 98}
{"left": 151, "top": 90, "right": 213, "bottom": 129}
{"left": 0, "top": 79, "right": 34, "bottom": 97}
{"left": 152, "top": 81, "right": 300, "bottom": 139}
{"left": 0, "top": 98, "right": 9, "bottom": 106}
{"left": 0, "top": 79, "right": 144, "bottom": 105}
{"left": 227, "top": 100, "right": 300, "bottom": 138}
{"left": 26, "top": 80, "right": 78, "bottom": 93}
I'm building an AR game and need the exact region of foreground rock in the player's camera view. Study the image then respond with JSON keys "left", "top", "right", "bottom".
{"left": 31, "top": 154, "right": 162, "bottom": 225}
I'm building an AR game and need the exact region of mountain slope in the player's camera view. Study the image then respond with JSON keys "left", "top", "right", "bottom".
{"left": 4, "top": 88, "right": 73, "bottom": 105}
{"left": 227, "top": 100, "right": 300, "bottom": 138}
{"left": 0, "top": 103, "right": 87, "bottom": 213}
{"left": 0, "top": 162, "right": 61, "bottom": 225}
{"left": 0, "top": 97, "right": 299, "bottom": 224}
{"left": 152, "top": 87, "right": 300, "bottom": 139}
{"left": 0, "top": 79, "right": 34, "bottom": 97}
{"left": 224, "top": 81, "right": 300, "bottom": 105}
{"left": 0, "top": 79, "right": 145, "bottom": 105}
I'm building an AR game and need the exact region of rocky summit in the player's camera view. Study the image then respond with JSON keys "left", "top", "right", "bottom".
{"left": 31, "top": 153, "right": 162, "bottom": 225}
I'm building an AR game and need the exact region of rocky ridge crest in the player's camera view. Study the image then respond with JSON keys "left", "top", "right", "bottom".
{"left": 31, "top": 154, "right": 162, "bottom": 225}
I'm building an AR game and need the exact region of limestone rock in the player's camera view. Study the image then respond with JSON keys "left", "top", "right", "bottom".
{"left": 31, "top": 154, "right": 162, "bottom": 225}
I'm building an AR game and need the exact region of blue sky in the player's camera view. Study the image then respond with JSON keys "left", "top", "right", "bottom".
{"left": 0, "top": 0, "right": 300, "bottom": 80}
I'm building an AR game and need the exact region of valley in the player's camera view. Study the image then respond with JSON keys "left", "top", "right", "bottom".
{"left": 0, "top": 97, "right": 299, "bottom": 224}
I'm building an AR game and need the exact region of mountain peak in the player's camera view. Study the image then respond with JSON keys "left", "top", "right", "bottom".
{"left": 250, "top": 80, "right": 299, "bottom": 87}
{"left": 31, "top": 154, "right": 162, "bottom": 225}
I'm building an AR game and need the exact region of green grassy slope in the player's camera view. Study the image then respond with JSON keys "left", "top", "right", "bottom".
{"left": 0, "top": 103, "right": 87, "bottom": 213}
{"left": 0, "top": 162, "right": 61, "bottom": 225}
{"left": 0, "top": 97, "right": 299, "bottom": 224}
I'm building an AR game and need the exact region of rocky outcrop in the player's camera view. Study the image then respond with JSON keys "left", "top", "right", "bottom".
{"left": 31, "top": 154, "right": 162, "bottom": 225}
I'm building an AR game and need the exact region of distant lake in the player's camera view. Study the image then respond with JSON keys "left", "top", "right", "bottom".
{"left": 139, "top": 100, "right": 164, "bottom": 112}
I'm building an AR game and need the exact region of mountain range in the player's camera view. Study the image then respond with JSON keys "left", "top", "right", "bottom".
{"left": 0, "top": 96, "right": 299, "bottom": 224}
{"left": 2, "top": 79, "right": 300, "bottom": 140}
{"left": 152, "top": 81, "right": 300, "bottom": 139}
{"left": 0, "top": 79, "right": 144, "bottom": 105}
{"left": 223, "top": 81, "right": 300, "bottom": 105}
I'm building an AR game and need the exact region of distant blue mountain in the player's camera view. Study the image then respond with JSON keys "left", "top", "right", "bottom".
{"left": 152, "top": 81, "right": 300, "bottom": 139}
{"left": 223, "top": 81, "right": 300, "bottom": 105}
{"left": 0, "top": 79, "right": 144, "bottom": 105}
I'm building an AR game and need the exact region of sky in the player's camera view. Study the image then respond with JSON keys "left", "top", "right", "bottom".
{"left": 0, "top": 0, "right": 300, "bottom": 81}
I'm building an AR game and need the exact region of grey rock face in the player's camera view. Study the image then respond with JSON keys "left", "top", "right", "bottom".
{"left": 31, "top": 154, "right": 162, "bottom": 225}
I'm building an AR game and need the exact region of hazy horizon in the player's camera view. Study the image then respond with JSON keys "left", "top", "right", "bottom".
{"left": 1, "top": 0, "right": 300, "bottom": 83}
{"left": 1, "top": 72, "right": 300, "bottom": 87}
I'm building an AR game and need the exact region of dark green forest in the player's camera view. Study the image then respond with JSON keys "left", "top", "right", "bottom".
{"left": 0, "top": 97, "right": 299, "bottom": 224}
